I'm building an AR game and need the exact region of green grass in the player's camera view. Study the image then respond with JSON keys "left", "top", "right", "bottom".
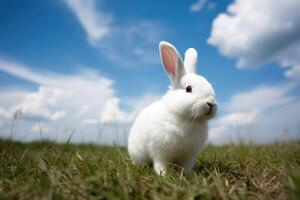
{"left": 0, "top": 139, "right": 300, "bottom": 199}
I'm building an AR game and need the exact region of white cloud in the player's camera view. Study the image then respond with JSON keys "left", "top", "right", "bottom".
{"left": 123, "top": 94, "right": 160, "bottom": 119}
{"left": 190, "top": 0, "right": 216, "bottom": 12}
{"left": 0, "top": 57, "right": 113, "bottom": 140}
{"left": 63, "top": 0, "right": 167, "bottom": 66}
{"left": 98, "top": 21, "right": 167, "bottom": 67}
{"left": 210, "top": 111, "right": 257, "bottom": 140}
{"left": 217, "top": 111, "right": 257, "bottom": 126}
{"left": 0, "top": 58, "right": 114, "bottom": 123}
{"left": 227, "top": 83, "right": 296, "bottom": 112}
{"left": 78, "top": 104, "right": 91, "bottom": 116}
{"left": 207, "top": 2, "right": 216, "bottom": 10}
{"left": 209, "top": 83, "right": 300, "bottom": 144}
{"left": 190, "top": 0, "right": 207, "bottom": 12}
{"left": 0, "top": 107, "right": 11, "bottom": 119}
{"left": 81, "top": 117, "right": 99, "bottom": 126}
{"left": 99, "top": 94, "right": 161, "bottom": 124}
{"left": 285, "top": 65, "right": 300, "bottom": 81}
{"left": 64, "top": 0, "right": 112, "bottom": 42}
{"left": 31, "top": 123, "right": 50, "bottom": 134}
{"left": 0, "top": 59, "right": 53, "bottom": 85}
{"left": 100, "top": 98, "right": 130, "bottom": 124}
{"left": 51, "top": 110, "right": 66, "bottom": 121}
{"left": 0, "top": 57, "right": 161, "bottom": 144}
{"left": 208, "top": 0, "right": 300, "bottom": 80}
{"left": 18, "top": 86, "right": 67, "bottom": 121}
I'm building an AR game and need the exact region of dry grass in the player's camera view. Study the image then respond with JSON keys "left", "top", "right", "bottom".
{"left": 0, "top": 139, "right": 299, "bottom": 199}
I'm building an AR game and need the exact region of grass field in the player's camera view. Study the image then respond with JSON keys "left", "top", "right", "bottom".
{"left": 0, "top": 139, "right": 300, "bottom": 200}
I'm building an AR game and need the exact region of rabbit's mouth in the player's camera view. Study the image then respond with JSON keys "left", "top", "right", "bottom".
{"left": 183, "top": 101, "right": 217, "bottom": 121}
{"left": 204, "top": 104, "right": 217, "bottom": 118}
{"left": 204, "top": 110, "right": 214, "bottom": 118}
{"left": 205, "top": 106, "right": 214, "bottom": 115}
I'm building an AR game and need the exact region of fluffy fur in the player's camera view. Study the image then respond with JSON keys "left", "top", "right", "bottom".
{"left": 128, "top": 41, "right": 217, "bottom": 175}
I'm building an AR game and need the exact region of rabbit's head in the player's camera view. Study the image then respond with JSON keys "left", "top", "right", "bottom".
{"left": 160, "top": 41, "right": 217, "bottom": 121}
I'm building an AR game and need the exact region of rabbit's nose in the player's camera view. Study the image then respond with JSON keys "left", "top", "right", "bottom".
{"left": 207, "top": 102, "right": 215, "bottom": 107}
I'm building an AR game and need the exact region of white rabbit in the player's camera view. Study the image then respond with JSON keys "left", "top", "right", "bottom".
{"left": 128, "top": 41, "right": 217, "bottom": 175}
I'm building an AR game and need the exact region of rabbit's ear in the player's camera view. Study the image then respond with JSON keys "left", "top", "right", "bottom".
{"left": 184, "top": 48, "right": 197, "bottom": 74}
{"left": 159, "top": 41, "right": 185, "bottom": 89}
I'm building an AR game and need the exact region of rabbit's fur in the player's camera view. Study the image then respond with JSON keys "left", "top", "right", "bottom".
{"left": 128, "top": 41, "right": 217, "bottom": 175}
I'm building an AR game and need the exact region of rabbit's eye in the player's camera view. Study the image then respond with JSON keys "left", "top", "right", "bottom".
{"left": 186, "top": 85, "right": 192, "bottom": 93}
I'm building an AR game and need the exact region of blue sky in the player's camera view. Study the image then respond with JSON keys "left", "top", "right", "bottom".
{"left": 0, "top": 0, "right": 299, "bottom": 145}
